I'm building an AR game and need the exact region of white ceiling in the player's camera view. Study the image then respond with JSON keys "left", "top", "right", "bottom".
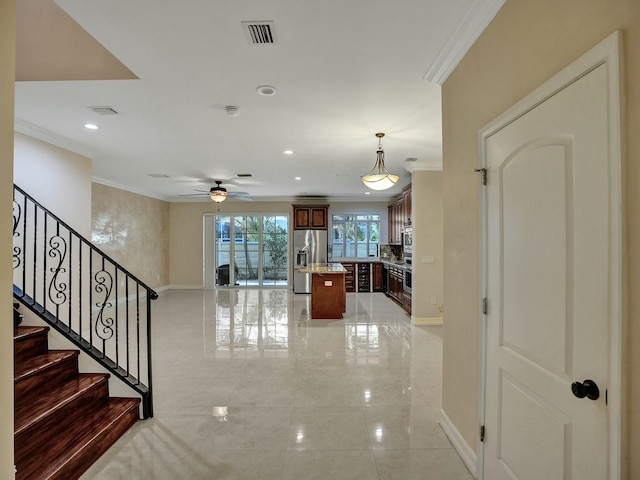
{"left": 14, "top": 0, "right": 503, "bottom": 202}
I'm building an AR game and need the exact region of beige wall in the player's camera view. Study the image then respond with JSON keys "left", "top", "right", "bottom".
{"left": 14, "top": 133, "right": 92, "bottom": 236}
{"left": 441, "top": 0, "right": 640, "bottom": 477}
{"left": 411, "top": 171, "right": 443, "bottom": 321}
{"left": 91, "top": 183, "right": 170, "bottom": 289}
{"left": 1, "top": 1, "right": 16, "bottom": 477}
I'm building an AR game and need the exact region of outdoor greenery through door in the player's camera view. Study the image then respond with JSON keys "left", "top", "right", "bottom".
{"left": 208, "top": 214, "right": 289, "bottom": 287}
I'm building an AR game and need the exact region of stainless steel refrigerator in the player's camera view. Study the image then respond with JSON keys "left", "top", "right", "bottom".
{"left": 293, "top": 229, "right": 328, "bottom": 293}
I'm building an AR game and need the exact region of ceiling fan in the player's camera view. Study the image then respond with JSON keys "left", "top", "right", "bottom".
{"left": 180, "top": 180, "right": 252, "bottom": 202}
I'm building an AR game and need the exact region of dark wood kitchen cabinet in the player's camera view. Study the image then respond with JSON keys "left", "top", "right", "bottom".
{"left": 388, "top": 199, "right": 403, "bottom": 245}
{"left": 342, "top": 262, "right": 356, "bottom": 292}
{"left": 372, "top": 263, "right": 384, "bottom": 292}
{"left": 402, "top": 184, "right": 412, "bottom": 227}
{"left": 388, "top": 265, "right": 404, "bottom": 304}
{"left": 293, "top": 205, "right": 329, "bottom": 230}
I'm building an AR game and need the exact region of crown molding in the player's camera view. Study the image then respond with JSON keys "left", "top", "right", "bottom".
{"left": 423, "top": 0, "right": 505, "bottom": 85}
{"left": 92, "top": 176, "right": 171, "bottom": 202}
{"left": 14, "top": 118, "right": 98, "bottom": 158}
{"left": 405, "top": 160, "right": 442, "bottom": 173}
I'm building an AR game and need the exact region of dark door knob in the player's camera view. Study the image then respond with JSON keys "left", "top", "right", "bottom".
{"left": 571, "top": 379, "right": 600, "bottom": 400}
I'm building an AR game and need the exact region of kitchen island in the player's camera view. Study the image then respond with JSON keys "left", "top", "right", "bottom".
{"left": 298, "top": 263, "right": 347, "bottom": 319}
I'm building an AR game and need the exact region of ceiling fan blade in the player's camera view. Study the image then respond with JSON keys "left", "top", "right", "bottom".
{"left": 177, "top": 193, "right": 210, "bottom": 196}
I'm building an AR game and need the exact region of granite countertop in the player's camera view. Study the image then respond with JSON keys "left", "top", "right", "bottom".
{"left": 380, "top": 259, "right": 409, "bottom": 268}
{"left": 298, "top": 263, "right": 347, "bottom": 274}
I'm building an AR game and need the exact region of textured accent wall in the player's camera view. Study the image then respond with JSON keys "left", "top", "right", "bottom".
{"left": 91, "top": 183, "right": 169, "bottom": 289}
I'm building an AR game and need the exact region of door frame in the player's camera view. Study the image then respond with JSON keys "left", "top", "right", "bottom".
{"left": 476, "top": 31, "right": 624, "bottom": 479}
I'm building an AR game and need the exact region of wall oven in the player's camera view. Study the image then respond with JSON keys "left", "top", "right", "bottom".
{"left": 403, "top": 255, "right": 412, "bottom": 294}
{"left": 403, "top": 227, "right": 412, "bottom": 254}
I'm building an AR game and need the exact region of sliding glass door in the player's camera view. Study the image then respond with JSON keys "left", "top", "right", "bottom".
{"left": 205, "top": 214, "right": 289, "bottom": 288}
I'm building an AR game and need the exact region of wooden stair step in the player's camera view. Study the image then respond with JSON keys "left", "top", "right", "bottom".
{"left": 15, "top": 397, "right": 141, "bottom": 480}
{"left": 14, "top": 326, "right": 50, "bottom": 363}
{"left": 15, "top": 374, "right": 111, "bottom": 463}
{"left": 14, "top": 350, "right": 79, "bottom": 400}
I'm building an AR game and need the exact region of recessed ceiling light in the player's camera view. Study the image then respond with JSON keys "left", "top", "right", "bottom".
{"left": 256, "top": 85, "right": 277, "bottom": 96}
{"left": 84, "top": 123, "right": 99, "bottom": 130}
{"left": 283, "top": 150, "right": 294, "bottom": 155}
{"left": 294, "top": 176, "right": 302, "bottom": 180}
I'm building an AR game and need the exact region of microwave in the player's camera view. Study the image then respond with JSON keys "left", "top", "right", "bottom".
{"left": 403, "top": 228, "right": 412, "bottom": 253}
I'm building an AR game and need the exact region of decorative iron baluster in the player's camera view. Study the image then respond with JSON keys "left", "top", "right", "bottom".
{"left": 114, "top": 269, "right": 119, "bottom": 368}
{"left": 68, "top": 229, "right": 72, "bottom": 328}
{"left": 43, "top": 211, "right": 48, "bottom": 311}
{"left": 12, "top": 199, "right": 21, "bottom": 269}
{"left": 21, "top": 194, "right": 27, "bottom": 292}
{"left": 94, "top": 267, "right": 115, "bottom": 346}
{"left": 48, "top": 234, "right": 68, "bottom": 308}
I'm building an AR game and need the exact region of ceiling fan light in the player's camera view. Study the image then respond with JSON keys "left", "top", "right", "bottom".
{"left": 361, "top": 133, "right": 399, "bottom": 191}
{"left": 210, "top": 190, "right": 228, "bottom": 202}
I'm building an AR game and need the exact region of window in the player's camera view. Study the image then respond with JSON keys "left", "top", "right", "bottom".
{"left": 332, "top": 214, "right": 380, "bottom": 259}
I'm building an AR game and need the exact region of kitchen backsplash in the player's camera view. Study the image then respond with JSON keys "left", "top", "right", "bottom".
{"left": 380, "top": 244, "right": 403, "bottom": 262}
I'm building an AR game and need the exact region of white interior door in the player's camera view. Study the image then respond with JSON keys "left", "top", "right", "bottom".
{"left": 481, "top": 34, "right": 622, "bottom": 480}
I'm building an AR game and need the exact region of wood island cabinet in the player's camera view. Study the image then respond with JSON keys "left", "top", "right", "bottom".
{"left": 311, "top": 272, "right": 346, "bottom": 319}
{"left": 293, "top": 205, "right": 329, "bottom": 230}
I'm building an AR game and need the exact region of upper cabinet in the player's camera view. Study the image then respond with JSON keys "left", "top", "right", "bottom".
{"left": 388, "top": 184, "right": 411, "bottom": 245}
{"left": 388, "top": 198, "right": 403, "bottom": 245}
{"left": 293, "top": 204, "right": 329, "bottom": 230}
{"left": 402, "top": 184, "right": 412, "bottom": 227}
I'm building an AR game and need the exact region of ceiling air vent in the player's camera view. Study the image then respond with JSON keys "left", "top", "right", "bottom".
{"left": 241, "top": 21, "right": 277, "bottom": 45}
{"left": 236, "top": 173, "right": 254, "bottom": 178}
{"left": 88, "top": 106, "right": 119, "bottom": 115}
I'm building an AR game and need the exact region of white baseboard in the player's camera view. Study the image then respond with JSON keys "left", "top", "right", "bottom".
{"left": 165, "top": 284, "right": 204, "bottom": 290}
{"left": 439, "top": 408, "right": 478, "bottom": 479}
{"left": 411, "top": 316, "right": 443, "bottom": 326}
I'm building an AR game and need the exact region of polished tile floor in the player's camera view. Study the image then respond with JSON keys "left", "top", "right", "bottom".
{"left": 80, "top": 289, "right": 472, "bottom": 479}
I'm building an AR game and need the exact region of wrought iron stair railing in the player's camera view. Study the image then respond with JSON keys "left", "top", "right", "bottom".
{"left": 12, "top": 184, "right": 157, "bottom": 418}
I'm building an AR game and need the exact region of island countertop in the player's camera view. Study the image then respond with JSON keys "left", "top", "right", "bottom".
{"left": 298, "top": 263, "right": 347, "bottom": 274}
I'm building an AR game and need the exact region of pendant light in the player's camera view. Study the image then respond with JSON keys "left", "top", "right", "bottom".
{"left": 361, "top": 133, "right": 399, "bottom": 190}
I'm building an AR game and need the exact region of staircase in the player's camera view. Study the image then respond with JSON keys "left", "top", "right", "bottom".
{"left": 14, "top": 315, "right": 140, "bottom": 479}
